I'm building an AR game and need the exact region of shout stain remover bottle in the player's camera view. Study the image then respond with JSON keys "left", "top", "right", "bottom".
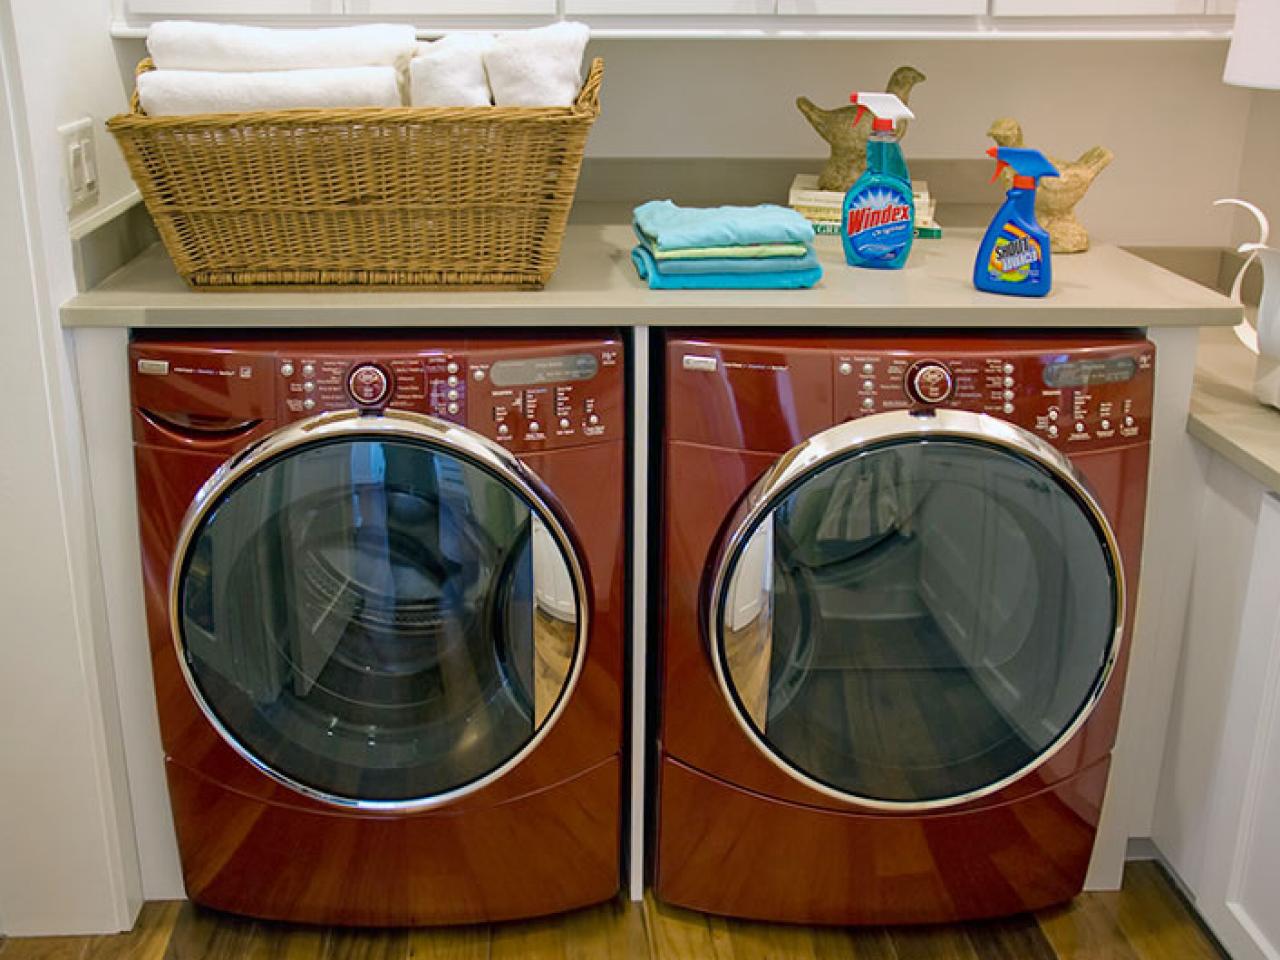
{"left": 842, "top": 92, "right": 915, "bottom": 270}
{"left": 974, "top": 146, "right": 1059, "bottom": 297}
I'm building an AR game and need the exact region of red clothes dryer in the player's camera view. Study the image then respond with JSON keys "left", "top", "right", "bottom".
{"left": 655, "top": 332, "right": 1153, "bottom": 924}
{"left": 130, "top": 331, "right": 625, "bottom": 925}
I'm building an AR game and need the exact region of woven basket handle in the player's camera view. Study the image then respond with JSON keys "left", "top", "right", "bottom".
{"left": 131, "top": 57, "right": 155, "bottom": 114}
{"left": 575, "top": 58, "right": 604, "bottom": 118}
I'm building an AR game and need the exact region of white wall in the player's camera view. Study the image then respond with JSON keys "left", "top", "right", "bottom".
{"left": 584, "top": 38, "right": 1253, "bottom": 246}
{"left": 101, "top": 35, "right": 1260, "bottom": 249}
{"left": 1233, "top": 88, "right": 1280, "bottom": 240}
{"left": 0, "top": 0, "right": 142, "bottom": 938}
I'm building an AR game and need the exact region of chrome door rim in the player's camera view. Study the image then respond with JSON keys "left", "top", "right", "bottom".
{"left": 168, "top": 408, "right": 591, "bottom": 812}
{"left": 706, "top": 408, "right": 1126, "bottom": 813}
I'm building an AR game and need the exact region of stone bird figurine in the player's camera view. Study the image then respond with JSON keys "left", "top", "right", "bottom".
{"left": 797, "top": 66, "right": 927, "bottom": 192}
{"left": 987, "top": 117, "right": 1114, "bottom": 254}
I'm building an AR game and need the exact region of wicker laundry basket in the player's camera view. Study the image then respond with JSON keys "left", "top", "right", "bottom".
{"left": 107, "top": 58, "right": 604, "bottom": 290}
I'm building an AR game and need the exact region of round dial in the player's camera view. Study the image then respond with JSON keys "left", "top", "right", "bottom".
{"left": 347, "top": 363, "right": 392, "bottom": 408}
{"left": 907, "top": 360, "right": 954, "bottom": 405}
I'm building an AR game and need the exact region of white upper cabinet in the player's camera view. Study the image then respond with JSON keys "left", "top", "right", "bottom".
{"left": 992, "top": 0, "right": 1206, "bottom": 13}
{"left": 124, "top": 0, "right": 342, "bottom": 15}
{"left": 780, "top": 0, "right": 985, "bottom": 13}
{"left": 565, "top": 0, "right": 775, "bottom": 13}
{"left": 346, "top": 0, "right": 555, "bottom": 14}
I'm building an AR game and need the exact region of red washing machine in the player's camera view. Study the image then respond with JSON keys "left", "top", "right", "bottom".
{"left": 130, "top": 330, "right": 625, "bottom": 925}
{"left": 655, "top": 332, "right": 1153, "bottom": 924}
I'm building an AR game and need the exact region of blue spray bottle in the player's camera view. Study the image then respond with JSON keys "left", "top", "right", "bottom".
{"left": 842, "top": 92, "right": 916, "bottom": 270}
{"left": 974, "top": 146, "right": 1059, "bottom": 297}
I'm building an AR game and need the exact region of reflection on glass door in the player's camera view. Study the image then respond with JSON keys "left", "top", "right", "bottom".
{"left": 716, "top": 436, "right": 1119, "bottom": 806}
{"left": 177, "top": 436, "right": 582, "bottom": 806}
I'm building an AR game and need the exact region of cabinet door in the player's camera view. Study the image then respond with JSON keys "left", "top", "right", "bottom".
{"left": 992, "top": 0, "right": 1204, "bottom": 12}
{"left": 125, "top": 0, "right": 342, "bottom": 14}
{"left": 347, "top": 0, "right": 555, "bottom": 14}
{"left": 779, "top": 0, "right": 984, "bottom": 13}
{"left": 565, "top": 0, "right": 775, "bottom": 12}
{"left": 1198, "top": 493, "right": 1280, "bottom": 960}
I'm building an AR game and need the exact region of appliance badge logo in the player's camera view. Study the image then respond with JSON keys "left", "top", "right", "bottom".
{"left": 847, "top": 193, "right": 911, "bottom": 235}
{"left": 239, "top": 366, "right": 253, "bottom": 379}
{"left": 682, "top": 355, "right": 718, "bottom": 373}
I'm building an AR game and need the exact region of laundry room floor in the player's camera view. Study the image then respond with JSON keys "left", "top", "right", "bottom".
{"left": 0, "top": 862, "right": 1223, "bottom": 959}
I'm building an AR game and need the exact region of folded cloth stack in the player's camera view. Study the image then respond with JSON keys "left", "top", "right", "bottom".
{"left": 140, "top": 21, "right": 414, "bottom": 115}
{"left": 139, "top": 20, "right": 591, "bottom": 114}
{"left": 631, "top": 200, "right": 822, "bottom": 290}
{"left": 411, "top": 22, "right": 590, "bottom": 108}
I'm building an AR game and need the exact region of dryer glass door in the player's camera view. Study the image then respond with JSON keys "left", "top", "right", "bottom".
{"left": 712, "top": 411, "right": 1122, "bottom": 809}
{"left": 173, "top": 414, "right": 585, "bottom": 809}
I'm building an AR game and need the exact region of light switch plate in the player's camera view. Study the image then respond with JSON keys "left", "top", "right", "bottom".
{"left": 57, "top": 117, "right": 99, "bottom": 213}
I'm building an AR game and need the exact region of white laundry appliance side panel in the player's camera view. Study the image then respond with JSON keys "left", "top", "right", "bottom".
{"left": 74, "top": 326, "right": 185, "bottom": 902}
{"left": 1086, "top": 323, "right": 1202, "bottom": 890}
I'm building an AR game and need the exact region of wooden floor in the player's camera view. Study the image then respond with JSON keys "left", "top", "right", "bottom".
{"left": 0, "top": 862, "right": 1224, "bottom": 960}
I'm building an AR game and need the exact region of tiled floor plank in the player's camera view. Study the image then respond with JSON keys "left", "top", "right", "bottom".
{"left": 85, "top": 902, "right": 181, "bottom": 960}
{"left": 643, "top": 895, "right": 720, "bottom": 960}
{"left": 1037, "top": 892, "right": 1142, "bottom": 960}
{"left": 161, "top": 902, "right": 261, "bottom": 960}
{"left": 319, "top": 927, "right": 409, "bottom": 960}
{"left": 962, "top": 914, "right": 1059, "bottom": 960}
{"left": 887, "top": 925, "right": 981, "bottom": 960}
{"left": 404, "top": 923, "right": 488, "bottom": 960}
{"left": 491, "top": 898, "right": 643, "bottom": 960}
{"left": 0, "top": 937, "right": 89, "bottom": 960}
{"left": 1105, "top": 862, "right": 1224, "bottom": 960}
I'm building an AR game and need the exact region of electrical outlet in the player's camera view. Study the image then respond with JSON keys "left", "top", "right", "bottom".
{"left": 58, "top": 117, "right": 99, "bottom": 213}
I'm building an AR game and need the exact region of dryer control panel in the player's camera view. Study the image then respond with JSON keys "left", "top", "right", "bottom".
{"left": 131, "top": 334, "right": 623, "bottom": 453}
{"left": 833, "top": 337, "right": 1155, "bottom": 451}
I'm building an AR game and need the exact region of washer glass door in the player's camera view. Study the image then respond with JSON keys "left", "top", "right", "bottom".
{"left": 174, "top": 415, "right": 584, "bottom": 808}
{"left": 712, "top": 412, "right": 1122, "bottom": 808}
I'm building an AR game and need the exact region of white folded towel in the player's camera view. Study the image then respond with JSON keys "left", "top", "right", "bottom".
{"left": 484, "top": 22, "right": 590, "bottom": 108}
{"left": 137, "top": 66, "right": 403, "bottom": 116}
{"left": 410, "top": 33, "right": 495, "bottom": 107}
{"left": 147, "top": 21, "right": 418, "bottom": 73}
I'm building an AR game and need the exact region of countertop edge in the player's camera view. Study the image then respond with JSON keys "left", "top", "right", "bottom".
{"left": 1188, "top": 324, "right": 1280, "bottom": 498}
{"left": 59, "top": 224, "right": 1243, "bottom": 330}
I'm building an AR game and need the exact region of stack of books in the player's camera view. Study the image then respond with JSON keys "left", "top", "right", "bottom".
{"left": 788, "top": 174, "right": 942, "bottom": 240}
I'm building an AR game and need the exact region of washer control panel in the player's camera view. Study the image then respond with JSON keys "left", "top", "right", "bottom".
{"left": 271, "top": 339, "right": 622, "bottom": 451}
{"left": 834, "top": 339, "right": 1154, "bottom": 451}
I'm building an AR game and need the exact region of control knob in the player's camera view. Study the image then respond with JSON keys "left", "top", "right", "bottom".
{"left": 906, "top": 360, "right": 954, "bottom": 405}
{"left": 347, "top": 363, "right": 391, "bottom": 408}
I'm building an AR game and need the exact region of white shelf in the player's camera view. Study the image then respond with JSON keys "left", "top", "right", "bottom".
{"left": 109, "top": 14, "right": 1234, "bottom": 37}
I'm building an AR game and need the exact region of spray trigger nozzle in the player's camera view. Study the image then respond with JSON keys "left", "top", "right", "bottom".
{"left": 986, "top": 145, "right": 1058, "bottom": 187}
{"left": 849, "top": 92, "right": 914, "bottom": 133}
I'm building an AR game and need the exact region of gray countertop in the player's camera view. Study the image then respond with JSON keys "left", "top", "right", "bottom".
{"left": 61, "top": 211, "right": 1241, "bottom": 329}
{"left": 1190, "top": 322, "right": 1280, "bottom": 496}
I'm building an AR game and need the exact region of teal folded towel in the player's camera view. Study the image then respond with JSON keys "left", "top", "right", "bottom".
{"left": 631, "top": 246, "right": 822, "bottom": 290}
{"left": 631, "top": 224, "right": 819, "bottom": 274}
{"left": 633, "top": 200, "right": 816, "bottom": 251}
